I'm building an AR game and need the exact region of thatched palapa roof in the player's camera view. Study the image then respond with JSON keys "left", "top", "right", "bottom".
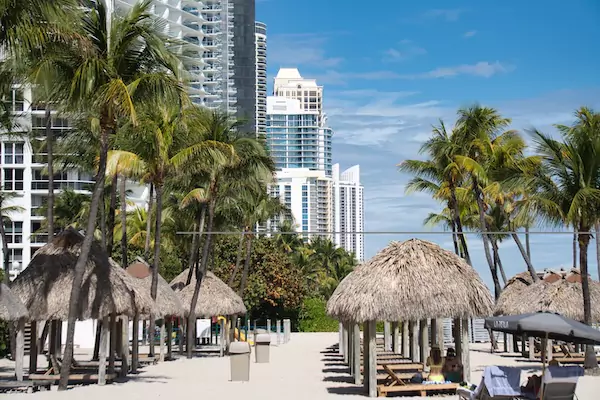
{"left": 494, "top": 274, "right": 600, "bottom": 322}
{"left": 170, "top": 268, "right": 246, "bottom": 317}
{"left": 327, "top": 239, "right": 494, "bottom": 323}
{"left": 126, "top": 258, "right": 183, "bottom": 318}
{"left": 494, "top": 271, "right": 536, "bottom": 316}
{"left": 11, "top": 228, "right": 156, "bottom": 321}
{"left": 0, "top": 283, "right": 28, "bottom": 321}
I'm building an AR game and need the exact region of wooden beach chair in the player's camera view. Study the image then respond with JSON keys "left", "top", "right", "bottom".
{"left": 378, "top": 382, "right": 458, "bottom": 397}
{"left": 540, "top": 365, "right": 583, "bottom": 400}
{"left": 457, "top": 366, "right": 522, "bottom": 400}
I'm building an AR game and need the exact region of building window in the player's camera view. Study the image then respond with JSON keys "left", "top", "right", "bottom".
{"left": 4, "top": 221, "right": 23, "bottom": 244}
{"left": 3, "top": 142, "right": 24, "bottom": 164}
{"left": 3, "top": 168, "right": 24, "bottom": 191}
{"left": 7, "top": 248, "right": 23, "bottom": 266}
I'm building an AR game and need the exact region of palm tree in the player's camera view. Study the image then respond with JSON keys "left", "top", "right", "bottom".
{"left": 274, "top": 219, "right": 303, "bottom": 253}
{"left": 521, "top": 107, "right": 600, "bottom": 368}
{"left": 24, "top": 0, "right": 186, "bottom": 388}
{"left": 0, "top": 192, "right": 24, "bottom": 284}
{"left": 183, "top": 111, "right": 274, "bottom": 359}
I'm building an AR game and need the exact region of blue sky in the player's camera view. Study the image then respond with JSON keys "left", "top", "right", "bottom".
{"left": 257, "top": 0, "right": 600, "bottom": 287}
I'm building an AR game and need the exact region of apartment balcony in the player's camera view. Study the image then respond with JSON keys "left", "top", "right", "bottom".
{"left": 182, "top": 6, "right": 200, "bottom": 17}
{"left": 30, "top": 233, "right": 48, "bottom": 244}
{"left": 203, "top": 15, "right": 221, "bottom": 23}
{"left": 31, "top": 180, "right": 94, "bottom": 192}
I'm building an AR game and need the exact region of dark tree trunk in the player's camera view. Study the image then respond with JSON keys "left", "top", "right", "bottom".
{"left": 573, "top": 229, "right": 578, "bottom": 269}
{"left": 187, "top": 195, "right": 216, "bottom": 359}
{"left": 1, "top": 219, "right": 9, "bottom": 285}
{"left": 228, "top": 230, "right": 246, "bottom": 287}
{"left": 491, "top": 239, "right": 507, "bottom": 286}
{"left": 120, "top": 175, "right": 128, "bottom": 268}
{"left": 58, "top": 123, "right": 110, "bottom": 390}
{"left": 525, "top": 225, "right": 531, "bottom": 261}
{"left": 511, "top": 233, "right": 539, "bottom": 282}
{"left": 472, "top": 180, "right": 502, "bottom": 297}
{"left": 450, "top": 221, "right": 459, "bottom": 256}
{"left": 186, "top": 206, "right": 205, "bottom": 286}
{"left": 144, "top": 183, "right": 154, "bottom": 260}
{"left": 449, "top": 185, "right": 471, "bottom": 265}
{"left": 578, "top": 226, "right": 598, "bottom": 369}
{"left": 106, "top": 174, "right": 117, "bottom": 256}
{"left": 238, "top": 234, "right": 254, "bottom": 297}
{"left": 46, "top": 107, "right": 54, "bottom": 243}
{"left": 148, "top": 183, "right": 164, "bottom": 357}
{"left": 596, "top": 222, "right": 600, "bottom": 282}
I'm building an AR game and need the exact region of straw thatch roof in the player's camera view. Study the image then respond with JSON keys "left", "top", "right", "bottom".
{"left": 494, "top": 276, "right": 600, "bottom": 322}
{"left": 494, "top": 271, "right": 536, "bottom": 316}
{"left": 126, "top": 258, "right": 183, "bottom": 318}
{"left": 170, "top": 268, "right": 247, "bottom": 317}
{"left": 11, "top": 228, "right": 156, "bottom": 321}
{"left": 326, "top": 239, "right": 494, "bottom": 323}
{"left": 0, "top": 283, "right": 28, "bottom": 321}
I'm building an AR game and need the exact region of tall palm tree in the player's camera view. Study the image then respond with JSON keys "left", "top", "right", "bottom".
{"left": 522, "top": 108, "right": 600, "bottom": 368}
{"left": 24, "top": 0, "right": 187, "bottom": 388}
{"left": 183, "top": 111, "right": 274, "bottom": 358}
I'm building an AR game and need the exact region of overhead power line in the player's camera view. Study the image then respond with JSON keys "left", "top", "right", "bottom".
{"left": 175, "top": 230, "right": 595, "bottom": 235}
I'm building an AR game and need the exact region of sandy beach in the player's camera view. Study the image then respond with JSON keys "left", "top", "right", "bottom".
{"left": 1, "top": 332, "right": 598, "bottom": 399}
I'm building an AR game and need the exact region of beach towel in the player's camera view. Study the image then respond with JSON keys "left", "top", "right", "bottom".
{"left": 484, "top": 366, "right": 522, "bottom": 397}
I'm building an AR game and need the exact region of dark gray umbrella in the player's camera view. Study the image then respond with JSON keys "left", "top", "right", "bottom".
{"left": 485, "top": 312, "right": 600, "bottom": 345}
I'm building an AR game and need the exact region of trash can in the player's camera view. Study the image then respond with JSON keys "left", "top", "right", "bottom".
{"left": 229, "top": 341, "right": 251, "bottom": 381}
{"left": 255, "top": 333, "right": 271, "bottom": 363}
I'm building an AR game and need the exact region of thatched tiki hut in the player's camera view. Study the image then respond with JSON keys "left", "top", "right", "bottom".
{"left": 170, "top": 268, "right": 247, "bottom": 356}
{"left": 10, "top": 228, "right": 156, "bottom": 385}
{"left": 0, "top": 284, "right": 29, "bottom": 381}
{"left": 126, "top": 258, "right": 183, "bottom": 369}
{"left": 327, "top": 239, "right": 494, "bottom": 397}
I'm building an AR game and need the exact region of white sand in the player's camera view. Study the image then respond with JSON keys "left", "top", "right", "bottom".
{"left": 1, "top": 332, "right": 598, "bottom": 398}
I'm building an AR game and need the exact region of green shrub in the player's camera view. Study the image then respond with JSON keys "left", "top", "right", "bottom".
{"left": 298, "top": 297, "right": 339, "bottom": 332}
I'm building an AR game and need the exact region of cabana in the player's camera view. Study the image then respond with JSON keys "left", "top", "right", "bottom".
{"left": 0, "top": 283, "right": 29, "bottom": 385}
{"left": 327, "top": 239, "right": 494, "bottom": 397}
{"left": 10, "top": 228, "right": 155, "bottom": 386}
{"left": 126, "top": 258, "right": 183, "bottom": 370}
{"left": 170, "top": 268, "right": 247, "bottom": 355}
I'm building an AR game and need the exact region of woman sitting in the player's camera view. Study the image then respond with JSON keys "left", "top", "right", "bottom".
{"left": 442, "top": 348, "right": 464, "bottom": 383}
{"left": 425, "top": 345, "right": 445, "bottom": 382}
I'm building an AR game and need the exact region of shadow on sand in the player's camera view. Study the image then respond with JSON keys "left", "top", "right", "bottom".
{"left": 320, "top": 344, "right": 366, "bottom": 396}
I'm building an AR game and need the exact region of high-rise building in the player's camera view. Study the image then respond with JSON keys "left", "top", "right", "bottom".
{"left": 332, "top": 164, "right": 364, "bottom": 261}
{"left": 255, "top": 21, "right": 267, "bottom": 136}
{"left": 273, "top": 68, "right": 324, "bottom": 124}
{"left": 116, "top": 0, "right": 256, "bottom": 131}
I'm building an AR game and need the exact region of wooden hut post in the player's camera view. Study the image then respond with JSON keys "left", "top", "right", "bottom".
{"left": 430, "top": 319, "right": 438, "bottom": 347}
{"left": 48, "top": 320, "right": 57, "bottom": 356}
{"left": 391, "top": 322, "right": 399, "bottom": 353}
{"left": 338, "top": 322, "right": 344, "bottom": 355}
{"left": 546, "top": 339, "right": 553, "bottom": 362}
{"left": 342, "top": 323, "right": 349, "bottom": 364}
{"left": 437, "top": 319, "right": 445, "bottom": 349}
{"left": 383, "top": 321, "right": 390, "bottom": 351}
{"left": 219, "top": 318, "right": 225, "bottom": 357}
{"left": 15, "top": 319, "right": 25, "bottom": 381}
{"left": 166, "top": 318, "right": 173, "bottom": 360}
{"left": 28, "top": 321, "right": 38, "bottom": 374}
{"left": 132, "top": 314, "right": 139, "bottom": 373}
{"left": 410, "top": 321, "right": 418, "bottom": 361}
{"left": 353, "top": 323, "right": 361, "bottom": 385}
{"left": 179, "top": 319, "right": 185, "bottom": 354}
{"left": 348, "top": 324, "right": 354, "bottom": 375}
{"left": 367, "top": 320, "right": 377, "bottom": 397}
{"left": 159, "top": 320, "right": 166, "bottom": 362}
{"left": 120, "top": 316, "right": 129, "bottom": 377}
{"left": 419, "top": 319, "right": 429, "bottom": 364}
{"left": 108, "top": 312, "right": 117, "bottom": 374}
{"left": 98, "top": 316, "right": 110, "bottom": 385}
{"left": 528, "top": 337, "right": 535, "bottom": 360}
{"left": 460, "top": 318, "right": 471, "bottom": 383}
{"left": 402, "top": 321, "right": 409, "bottom": 357}
{"left": 362, "top": 321, "right": 370, "bottom": 394}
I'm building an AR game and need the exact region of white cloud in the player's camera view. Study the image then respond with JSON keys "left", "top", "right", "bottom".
{"left": 416, "top": 61, "right": 515, "bottom": 78}
{"left": 464, "top": 30, "right": 477, "bottom": 38}
{"left": 268, "top": 33, "right": 343, "bottom": 68}
{"left": 383, "top": 41, "right": 427, "bottom": 62}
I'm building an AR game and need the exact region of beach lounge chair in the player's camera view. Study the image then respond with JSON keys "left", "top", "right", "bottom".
{"left": 457, "top": 366, "right": 522, "bottom": 400}
{"left": 539, "top": 366, "right": 583, "bottom": 400}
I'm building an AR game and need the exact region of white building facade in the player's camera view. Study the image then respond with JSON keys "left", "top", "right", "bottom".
{"left": 332, "top": 164, "right": 364, "bottom": 261}
{"left": 255, "top": 21, "right": 267, "bottom": 136}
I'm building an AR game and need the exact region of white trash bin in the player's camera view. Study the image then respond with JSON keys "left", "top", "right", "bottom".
{"left": 255, "top": 333, "right": 271, "bottom": 363}
{"left": 229, "top": 341, "right": 251, "bottom": 381}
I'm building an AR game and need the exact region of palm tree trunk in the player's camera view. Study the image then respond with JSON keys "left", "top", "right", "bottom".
{"left": 491, "top": 239, "right": 507, "bottom": 285}
{"left": 238, "top": 234, "right": 254, "bottom": 297}
{"left": 450, "top": 221, "right": 459, "bottom": 256}
{"left": 100, "top": 189, "right": 107, "bottom": 250}
{"left": 525, "top": 225, "right": 531, "bottom": 261}
{"left": 149, "top": 183, "right": 164, "bottom": 357}
{"left": 106, "top": 174, "right": 117, "bottom": 256}
{"left": 472, "top": 181, "right": 502, "bottom": 297}
{"left": 185, "top": 206, "right": 205, "bottom": 285}
{"left": 144, "top": 183, "right": 154, "bottom": 260}
{"left": 573, "top": 228, "right": 578, "bottom": 269}
{"left": 449, "top": 188, "right": 471, "bottom": 264}
{"left": 58, "top": 123, "right": 110, "bottom": 391}
{"left": 578, "top": 226, "right": 598, "bottom": 369}
{"left": 46, "top": 107, "right": 54, "bottom": 243}
{"left": 187, "top": 195, "right": 216, "bottom": 359}
{"left": 120, "top": 176, "right": 128, "bottom": 268}
{"left": 511, "top": 233, "right": 539, "bottom": 282}
{"left": 596, "top": 222, "right": 600, "bottom": 281}
{"left": 228, "top": 230, "right": 246, "bottom": 286}
{"left": 0, "top": 219, "right": 9, "bottom": 285}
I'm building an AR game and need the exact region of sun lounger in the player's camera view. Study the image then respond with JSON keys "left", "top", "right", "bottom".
{"left": 457, "top": 366, "right": 522, "bottom": 400}
{"left": 539, "top": 366, "right": 583, "bottom": 400}
{"left": 378, "top": 381, "right": 458, "bottom": 397}
{"left": 361, "top": 362, "right": 423, "bottom": 373}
